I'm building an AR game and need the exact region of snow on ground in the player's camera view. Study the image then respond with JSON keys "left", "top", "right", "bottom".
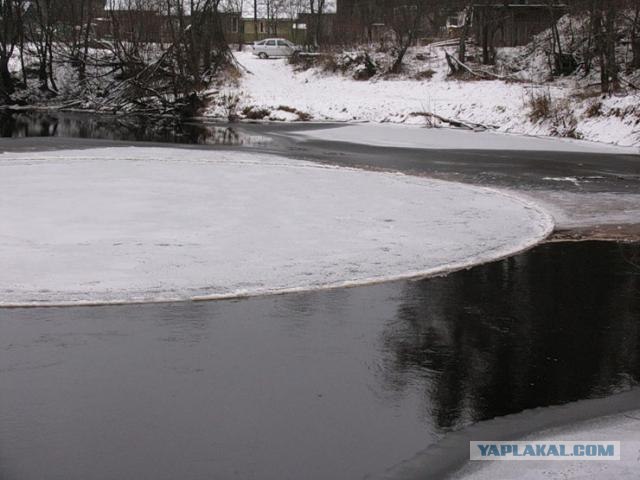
{"left": 224, "top": 51, "right": 640, "bottom": 148}
{"left": 229, "top": 51, "right": 532, "bottom": 126}
{"left": 287, "top": 123, "right": 638, "bottom": 154}
{"left": 0, "top": 147, "right": 552, "bottom": 307}
{"left": 452, "top": 410, "right": 640, "bottom": 480}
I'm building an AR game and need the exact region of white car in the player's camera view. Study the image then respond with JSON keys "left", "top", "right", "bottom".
{"left": 252, "top": 38, "right": 299, "bottom": 58}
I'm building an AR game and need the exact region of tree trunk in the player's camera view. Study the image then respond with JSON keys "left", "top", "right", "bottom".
{"left": 253, "top": 0, "right": 258, "bottom": 42}
{"left": 19, "top": 30, "right": 27, "bottom": 86}
{"left": 482, "top": 25, "right": 490, "bottom": 65}
{"left": 315, "top": 10, "right": 323, "bottom": 46}
{"left": 633, "top": 38, "right": 640, "bottom": 69}
{"left": 458, "top": 7, "right": 472, "bottom": 63}
{"left": 629, "top": 4, "right": 640, "bottom": 70}
{"left": 38, "top": 52, "right": 49, "bottom": 90}
{"left": 79, "top": 6, "right": 94, "bottom": 81}
{"left": 602, "top": 3, "right": 619, "bottom": 93}
{"left": 47, "top": 39, "right": 57, "bottom": 92}
{"left": 390, "top": 44, "right": 409, "bottom": 73}
{"left": 0, "top": 56, "right": 14, "bottom": 98}
{"left": 632, "top": 6, "right": 640, "bottom": 70}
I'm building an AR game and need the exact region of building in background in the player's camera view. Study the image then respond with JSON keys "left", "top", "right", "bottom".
{"left": 242, "top": 18, "right": 307, "bottom": 44}
{"left": 471, "top": 2, "right": 567, "bottom": 48}
{"left": 334, "top": 0, "right": 458, "bottom": 45}
{"left": 93, "top": 8, "right": 242, "bottom": 44}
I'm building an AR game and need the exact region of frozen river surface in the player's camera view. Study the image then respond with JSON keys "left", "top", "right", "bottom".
{"left": 0, "top": 147, "right": 552, "bottom": 306}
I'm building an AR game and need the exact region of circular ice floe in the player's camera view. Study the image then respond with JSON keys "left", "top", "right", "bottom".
{"left": 0, "top": 147, "right": 553, "bottom": 306}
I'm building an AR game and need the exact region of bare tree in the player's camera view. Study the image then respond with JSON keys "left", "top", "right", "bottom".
{"left": 254, "top": 0, "right": 258, "bottom": 41}
{"left": 474, "top": 1, "right": 510, "bottom": 65}
{"left": 623, "top": 0, "right": 640, "bottom": 69}
{"left": 222, "top": 0, "right": 244, "bottom": 50}
{"left": 27, "top": 0, "right": 60, "bottom": 92}
{"left": 94, "top": 0, "right": 235, "bottom": 114}
{"left": 54, "top": 0, "right": 102, "bottom": 81}
{"left": 384, "top": 0, "right": 429, "bottom": 73}
{"left": 456, "top": 1, "right": 472, "bottom": 63}
{"left": 589, "top": 0, "right": 621, "bottom": 93}
{"left": 265, "top": 0, "right": 288, "bottom": 35}
{"left": 0, "top": 0, "right": 23, "bottom": 99}
{"left": 307, "top": 0, "right": 326, "bottom": 47}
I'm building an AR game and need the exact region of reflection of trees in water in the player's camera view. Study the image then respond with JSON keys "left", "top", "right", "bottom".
{"left": 61, "top": 115, "right": 214, "bottom": 143}
{"left": 380, "top": 242, "right": 640, "bottom": 432}
{"left": 622, "top": 245, "right": 640, "bottom": 278}
{"left": 0, "top": 111, "right": 18, "bottom": 137}
{"left": 206, "top": 125, "right": 242, "bottom": 145}
{"left": 0, "top": 111, "right": 249, "bottom": 145}
{"left": 1, "top": 111, "right": 59, "bottom": 137}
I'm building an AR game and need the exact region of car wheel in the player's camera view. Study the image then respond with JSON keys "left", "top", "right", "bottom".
{"left": 258, "top": 52, "right": 268, "bottom": 59}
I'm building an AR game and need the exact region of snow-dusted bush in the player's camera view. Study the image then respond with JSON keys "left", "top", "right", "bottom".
{"left": 242, "top": 106, "right": 271, "bottom": 120}
{"left": 323, "top": 51, "right": 378, "bottom": 80}
{"left": 527, "top": 89, "right": 580, "bottom": 138}
{"left": 219, "top": 92, "right": 242, "bottom": 122}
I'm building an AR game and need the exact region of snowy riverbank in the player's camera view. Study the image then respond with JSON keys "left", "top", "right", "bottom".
{"left": 453, "top": 410, "right": 640, "bottom": 480}
{"left": 216, "top": 50, "right": 640, "bottom": 149}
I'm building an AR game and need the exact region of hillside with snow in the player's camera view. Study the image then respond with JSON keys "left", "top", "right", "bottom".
{"left": 214, "top": 47, "right": 640, "bottom": 148}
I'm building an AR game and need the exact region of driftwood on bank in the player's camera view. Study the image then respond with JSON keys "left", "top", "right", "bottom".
{"left": 408, "top": 111, "right": 494, "bottom": 131}
{"left": 619, "top": 75, "right": 639, "bottom": 90}
{"left": 445, "top": 52, "right": 510, "bottom": 81}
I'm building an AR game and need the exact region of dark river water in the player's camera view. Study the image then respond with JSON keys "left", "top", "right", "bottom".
{"left": 2, "top": 241, "right": 639, "bottom": 480}
{"left": 0, "top": 110, "right": 269, "bottom": 145}
{"left": 1, "top": 110, "right": 639, "bottom": 479}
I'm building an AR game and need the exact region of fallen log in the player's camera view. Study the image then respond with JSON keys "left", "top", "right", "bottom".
{"left": 408, "top": 111, "right": 495, "bottom": 131}
{"left": 445, "top": 52, "right": 510, "bottom": 81}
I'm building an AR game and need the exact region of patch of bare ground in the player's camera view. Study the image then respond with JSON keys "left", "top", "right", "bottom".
{"left": 548, "top": 224, "right": 640, "bottom": 243}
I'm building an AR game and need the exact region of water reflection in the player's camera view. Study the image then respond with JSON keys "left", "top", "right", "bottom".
{"left": 1, "top": 242, "right": 639, "bottom": 480}
{"left": 382, "top": 241, "right": 640, "bottom": 432}
{"left": 0, "top": 110, "right": 269, "bottom": 145}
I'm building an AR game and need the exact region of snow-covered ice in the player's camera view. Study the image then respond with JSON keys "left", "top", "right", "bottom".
{"left": 0, "top": 147, "right": 552, "bottom": 306}
{"left": 288, "top": 124, "right": 637, "bottom": 154}
{"left": 453, "top": 410, "right": 640, "bottom": 480}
